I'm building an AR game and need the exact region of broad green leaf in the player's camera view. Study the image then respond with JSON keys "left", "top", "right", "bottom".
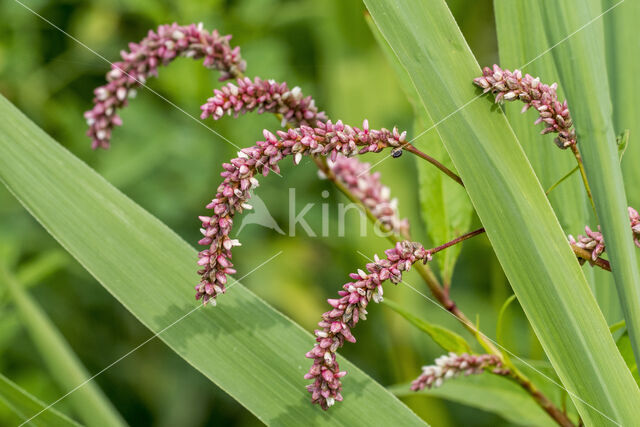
{"left": 616, "top": 331, "right": 640, "bottom": 386}
{"left": 383, "top": 299, "right": 471, "bottom": 354}
{"left": 0, "top": 266, "right": 125, "bottom": 427}
{"left": 536, "top": 0, "right": 640, "bottom": 371}
{"left": 389, "top": 374, "right": 554, "bottom": 426}
{"left": 0, "top": 95, "right": 425, "bottom": 426}
{"left": 603, "top": 1, "right": 640, "bottom": 209}
{"left": 365, "top": 13, "right": 472, "bottom": 285}
{"left": 364, "top": 0, "right": 640, "bottom": 424}
{"left": 493, "top": 0, "right": 621, "bottom": 324}
{"left": 0, "top": 373, "right": 81, "bottom": 427}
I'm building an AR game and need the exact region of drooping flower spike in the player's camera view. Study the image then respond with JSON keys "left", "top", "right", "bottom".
{"left": 411, "top": 353, "right": 504, "bottom": 392}
{"left": 196, "top": 120, "right": 408, "bottom": 305}
{"left": 200, "top": 76, "right": 327, "bottom": 128}
{"left": 323, "top": 156, "right": 410, "bottom": 236}
{"left": 84, "top": 23, "right": 246, "bottom": 149}
{"left": 304, "top": 241, "right": 431, "bottom": 409}
{"left": 569, "top": 206, "right": 640, "bottom": 261}
{"left": 474, "top": 65, "right": 575, "bottom": 149}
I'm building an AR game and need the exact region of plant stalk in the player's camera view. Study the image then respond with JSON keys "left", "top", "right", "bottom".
{"left": 569, "top": 144, "right": 596, "bottom": 216}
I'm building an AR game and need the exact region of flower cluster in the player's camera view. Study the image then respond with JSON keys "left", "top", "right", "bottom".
{"left": 474, "top": 65, "right": 575, "bottom": 149}
{"left": 200, "top": 77, "right": 327, "bottom": 127}
{"left": 411, "top": 353, "right": 504, "bottom": 391}
{"left": 196, "top": 120, "right": 407, "bottom": 304}
{"left": 304, "top": 241, "right": 432, "bottom": 410}
{"left": 569, "top": 207, "right": 640, "bottom": 261}
{"left": 324, "top": 156, "right": 410, "bottom": 236}
{"left": 85, "top": 23, "right": 245, "bottom": 149}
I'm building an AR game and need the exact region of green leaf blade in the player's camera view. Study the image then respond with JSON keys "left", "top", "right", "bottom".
{"left": 535, "top": 0, "right": 640, "bottom": 374}
{"left": 364, "top": 0, "right": 640, "bottom": 424}
{"left": 0, "top": 95, "right": 426, "bottom": 426}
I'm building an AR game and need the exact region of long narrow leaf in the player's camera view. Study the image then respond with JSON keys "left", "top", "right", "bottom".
{"left": 364, "top": 0, "right": 640, "bottom": 424}
{"left": 366, "top": 14, "right": 472, "bottom": 285}
{"left": 0, "top": 95, "right": 425, "bottom": 426}
{"left": 0, "top": 373, "right": 80, "bottom": 427}
{"left": 389, "top": 375, "right": 552, "bottom": 426}
{"left": 0, "top": 266, "right": 125, "bottom": 427}
{"left": 603, "top": 0, "right": 640, "bottom": 209}
{"left": 493, "top": 0, "right": 620, "bottom": 322}
{"left": 535, "top": 0, "right": 640, "bottom": 371}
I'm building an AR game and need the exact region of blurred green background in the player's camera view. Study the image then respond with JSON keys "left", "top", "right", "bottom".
{"left": 0, "top": 0, "right": 545, "bottom": 425}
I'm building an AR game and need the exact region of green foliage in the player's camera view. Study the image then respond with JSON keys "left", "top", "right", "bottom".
{"left": 365, "top": 14, "right": 473, "bottom": 285}
{"left": 0, "top": 374, "right": 80, "bottom": 427}
{"left": 0, "top": 95, "right": 425, "bottom": 426}
{"left": 364, "top": 0, "right": 640, "bottom": 424}
{"left": 383, "top": 299, "right": 470, "bottom": 354}
{"left": 390, "top": 373, "right": 554, "bottom": 426}
{"left": 535, "top": 0, "right": 640, "bottom": 374}
{"left": 0, "top": 265, "right": 124, "bottom": 427}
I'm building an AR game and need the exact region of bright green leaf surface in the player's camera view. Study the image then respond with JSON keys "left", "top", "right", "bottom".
{"left": 364, "top": 0, "right": 640, "bottom": 424}
{"left": 366, "top": 13, "right": 472, "bottom": 285}
{"left": 0, "top": 95, "right": 425, "bottom": 426}
{"left": 493, "top": 0, "right": 621, "bottom": 323}
{"left": 536, "top": 0, "right": 640, "bottom": 373}
{"left": 383, "top": 299, "right": 471, "bottom": 354}
{"left": 0, "top": 373, "right": 81, "bottom": 427}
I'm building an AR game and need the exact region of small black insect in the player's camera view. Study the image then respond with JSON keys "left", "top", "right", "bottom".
{"left": 391, "top": 148, "right": 403, "bottom": 158}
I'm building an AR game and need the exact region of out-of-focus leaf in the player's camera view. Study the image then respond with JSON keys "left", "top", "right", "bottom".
{"left": 0, "top": 373, "right": 80, "bottom": 427}
{"left": 365, "top": 13, "right": 473, "bottom": 285}
{"left": 0, "top": 266, "right": 125, "bottom": 427}
{"left": 496, "top": 294, "right": 516, "bottom": 348}
{"left": 389, "top": 374, "right": 554, "bottom": 426}
{"left": 383, "top": 299, "right": 471, "bottom": 354}
{"left": 364, "top": 0, "right": 640, "bottom": 423}
{"left": 16, "top": 251, "right": 69, "bottom": 288}
{"left": 616, "top": 331, "right": 640, "bottom": 386}
{"left": 536, "top": 0, "right": 640, "bottom": 372}
{"left": 0, "top": 95, "right": 426, "bottom": 426}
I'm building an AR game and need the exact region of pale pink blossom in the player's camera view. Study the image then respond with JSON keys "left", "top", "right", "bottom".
{"left": 474, "top": 65, "right": 575, "bottom": 149}
{"left": 411, "top": 353, "right": 504, "bottom": 391}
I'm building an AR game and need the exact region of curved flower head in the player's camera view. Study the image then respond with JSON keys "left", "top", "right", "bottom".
{"left": 196, "top": 120, "right": 407, "bottom": 305}
{"left": 411, "top": 353, "right": 503, "bottom": 391}
{"left": 304, "top": 241, "right": 432, "bottom": 409}
{"left": 474, "top": 65, "right": 575, "bottom": 149}
{"left": 200, "top": 76, "right": 327, "bottom": 127}
{"left": 326, "top": 156, "right": 410, "bottom": 236}
{"left": 85, "top": 23, "right": 245, "bottom": 149}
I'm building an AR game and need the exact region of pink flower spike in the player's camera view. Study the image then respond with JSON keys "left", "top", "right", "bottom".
{"left": 474, "top": 65, "right": 576, "bottom": 149}
{"left": 200, "top": 77, "right": 327, "bottom": 127}
{"left": 85, "top": 23, "right": 246, "bottom": 149}
{"left": 304, "top": 241, "right": 430, "bottom": 410}
{"left": 411, "top": 353, "right": 504, "bottom": 392}
{"left": 195, "top": 120, "right": 407, "bottom": 306}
